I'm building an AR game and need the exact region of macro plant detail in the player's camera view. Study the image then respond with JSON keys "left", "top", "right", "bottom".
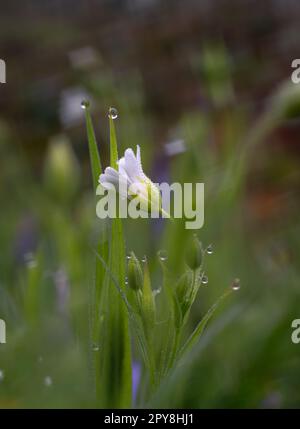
{"left": 83, "top": 104, "right": 238, "bottom": 407}
{"left": 99, "top": 145, "right": 163, "bottom": 216}
{"left": 1, "top": 5, "right": 300, "bottom": 410}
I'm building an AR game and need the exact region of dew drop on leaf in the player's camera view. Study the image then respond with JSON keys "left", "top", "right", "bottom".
{"left": 158, "top": 249, "right": 168, "bottom": 261}
{"left": 206, "top": 244, "right": 213, "bottom": 255}
{"left": 231, "top": 278, "right": 241, "bottom": 291}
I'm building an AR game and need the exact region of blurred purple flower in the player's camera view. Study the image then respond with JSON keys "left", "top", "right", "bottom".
{"left": 132, "top": 361, "right": 141, "bottom": 405}
{"left": 14, "top": 214, "right": 38, "bottom": 264}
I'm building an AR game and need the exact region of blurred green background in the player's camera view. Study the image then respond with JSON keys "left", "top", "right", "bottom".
{"left": 0, "top": 0, "right": 300, "bottom": 408}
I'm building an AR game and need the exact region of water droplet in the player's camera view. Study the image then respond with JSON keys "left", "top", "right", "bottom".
{"left": 202, "top": 275, "right": 208, "bottom": 285}
{"left": 44, "top": 376, "right": 53, "bottom": 387}
{"left": 231, "top": 278, "right": 241, "bottom": 291}
{"left": 24, "top": 253, "right": 37, "bottom": 269}
{"left": 125, "top": 277, "right": 129, "bottom": 286}
{"left": 158, "top": 250, "right": 168, "bottom": 261}
{"left": 141, "top": 255, "right": 147, "bottom": 263}
{"left": 0, "top": 370, "right": 4, "bottom": 382}
{"left": 126, "top": 254, "right": 132, "bottom": 261}
{"left": 206, "top": 244, "right": 213, "bottom": 255}
{"left": 81, "top": 100, "right": 90, "bottom": 110}
{"left": 92, "top": 343, "right": 100, "bottom": 352}
{"left": 153, "top": 288, "right": 161, "bottom": 297}
{"left": 108, "top": 107, "right": 118, "bottom": 120}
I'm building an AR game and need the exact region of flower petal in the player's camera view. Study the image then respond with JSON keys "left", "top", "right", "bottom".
{"left": 100, "top": 166, "right": 130, "bottom": 198}
{"left": 99, "top": 167, "right": 119, "bottom": 188}
{"left": 118, "top": 157, "right": 129, "bottom": 181}
{"left": 135, "top": 145, "right": 145, "bottom": 178}
{"left": 100, "top": 179, "right": 116, "bottom": 191}
{"left": 124, "top": 148, "right": 141, "bottom": 182}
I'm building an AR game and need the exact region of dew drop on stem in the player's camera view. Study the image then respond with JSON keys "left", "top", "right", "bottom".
{"left": 24, "top": 252, "right": 37, "bottom": 269}
{"left": 108, "top": 107, "right": 118, "bottom": 119}
{"left": 81, "top": 100, "right": 90, "bottom": 110}
{"left": 158, "top": 249, "right": 168, "bottom": 261}
{"left": 44, "top": 376, "right": 53, "bottom": 387}
{"left": 92, "top": 343, "right": 100, "bottom": 352}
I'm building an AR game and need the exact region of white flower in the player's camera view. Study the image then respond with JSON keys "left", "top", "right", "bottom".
{"left": 99, "top": 145, "right": 162, "bottom": 214}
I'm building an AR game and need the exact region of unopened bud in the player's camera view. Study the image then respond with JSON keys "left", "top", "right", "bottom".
{"left": 127, "top": 251, "right": 143, "bottom": 291}
{"left": 185, "top": 235, "right": 203, "bottom": 270}
{"left": 176, "top": 270, "right": 193, "bottom": 304}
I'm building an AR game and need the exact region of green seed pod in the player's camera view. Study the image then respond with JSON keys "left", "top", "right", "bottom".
{"left": 173, "top": 270, "right": 194, "bottom": 329}
{"left": 127, "top": 251, "right": 143, "bottom": 291}
{"left": 185, "top": 235, "right": 203, "bottom": 270}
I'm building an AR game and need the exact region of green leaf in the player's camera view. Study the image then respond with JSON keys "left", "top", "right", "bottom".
{"left": 109, "top": 114, "right": 119, "bottom": 169}
{"left": 24, "top": 251, "right": 43, "bottom": 326}
{"left": 156, "top": 259, "right": 180, "bottom": 378}
{"left": 178, "top": 288, "right": 232, "bottom": 360}
{"left": 141, "top": 258, "right": 156, "bottom": 333}
{"left": 83, "top": 103, "right": 102, "bottom": 189}
{"left": 94, "top": 249, "right": 151, "bottom": 378}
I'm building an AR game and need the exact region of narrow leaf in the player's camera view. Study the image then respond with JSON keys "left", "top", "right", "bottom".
{"left": 179, "top": 288, "right": 232, "bottom": 360}
{"left": 108, "top": 112, "right": 132, "bottom": 407}
{"left": 109, "top": 113, "right": 119, "bottom": 169}
{"left": 141, "top": 259, "right": 156, "bottom": 332}
{"left": 83, "top": 102, "right": 102, "bottom": 189}
{"left": 83, "top": 102, "right": 108, "bottom": 404}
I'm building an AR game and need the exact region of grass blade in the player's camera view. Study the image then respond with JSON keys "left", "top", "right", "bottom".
{"left": 107, "top": 112, "right": 132, "bottom": 407}
{"left": 83, "top": 102, "right": 102, "bottom": 189}
{"left": 83, "top": 103, "right": 109, "bottom": 403}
